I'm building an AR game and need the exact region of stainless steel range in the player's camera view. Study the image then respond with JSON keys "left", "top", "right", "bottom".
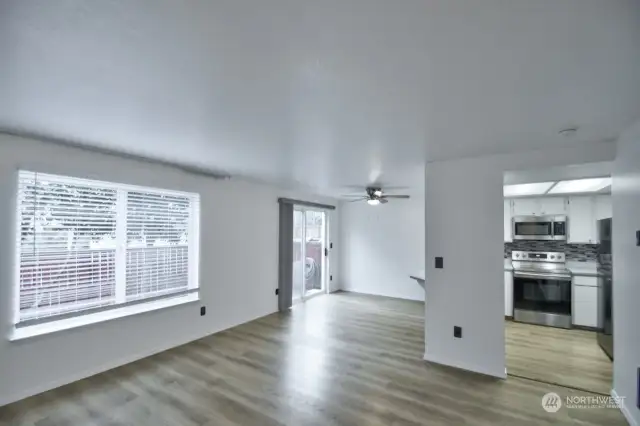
{"left": 512, "top": 251, "right": 572, "bottom": 329}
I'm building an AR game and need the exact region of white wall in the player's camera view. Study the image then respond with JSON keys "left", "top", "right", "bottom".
{"left": 424, "top": 142, "right": 616, "bottom": 379}
{"left": 0, "top": 133, "right": 339, "bottom": 407}
{"left": 340, "top": 198, "right": 424, "bottom": 301}
{"left": 612, "top": 120, "right": 640, "bottom": 426}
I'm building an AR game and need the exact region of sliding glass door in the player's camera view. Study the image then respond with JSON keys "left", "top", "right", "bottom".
{"left": 292, "top": 207, "right": 328, "bottom": 303}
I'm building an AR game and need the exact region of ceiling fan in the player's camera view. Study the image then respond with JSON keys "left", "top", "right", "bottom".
{"left": 342, "top": 187, "right": 410, "bottom": 205}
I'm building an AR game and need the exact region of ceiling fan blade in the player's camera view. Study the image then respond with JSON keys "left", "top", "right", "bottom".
{"left": 379, "top": 198, "right": 389, "bottom": 204}
{"left": 341, "top": 185, "right": 369, "bottom": 192}
{"left": 369, "top": 183, "right": 410, "bottom": 190}
{"left": 381, "top": 195, "right": 411, "bottom": 199}
{"left": 341, "top": 194, "right": 367, "bottom": 198}
{"left": 347, "top": 197, "right": 368, "bottom": 202}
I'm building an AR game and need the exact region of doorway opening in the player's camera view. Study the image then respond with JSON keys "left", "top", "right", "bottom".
{"left": 292, "top": 207, "right": 329, "bottom": 304}
{"left": 503, "top": 163, "right": 613, "bottom": 395}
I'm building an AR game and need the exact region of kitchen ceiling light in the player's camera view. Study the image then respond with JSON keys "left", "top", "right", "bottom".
{"left": 503, "top": 182, "right": 556, "bottom": 197}
{"left": 547, "top": 177, "right": 611, "bottom": 194}
{"left": 367, "top": 198, "right": 380, "bottom": 206}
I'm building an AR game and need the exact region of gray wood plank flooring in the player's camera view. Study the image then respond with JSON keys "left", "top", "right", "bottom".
{"left": 506, "top": 320, "right": 613, "bottom": 394}
{"left": 0, "top": 292, "right": 625, "bottom": 425}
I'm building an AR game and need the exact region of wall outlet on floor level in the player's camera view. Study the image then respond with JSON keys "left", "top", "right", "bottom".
{"left": 454, "top": 326, "right": 462, "bottom": 338}
{"left": 200, "top": 306, "right": 206, "bottom": 316}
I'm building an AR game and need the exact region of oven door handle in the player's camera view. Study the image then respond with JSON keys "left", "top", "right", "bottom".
{"left": 513, "top": 271, "right": 572, "bottom": 281}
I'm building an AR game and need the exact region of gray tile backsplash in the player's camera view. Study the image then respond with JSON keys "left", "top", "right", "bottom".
{"left": 504, "top": 240, "right": 598, "bottom": 262}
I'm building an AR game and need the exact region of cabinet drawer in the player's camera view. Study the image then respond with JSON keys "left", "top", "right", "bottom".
{"left": 573, "top": 275, "right": 598, "bottom": 287}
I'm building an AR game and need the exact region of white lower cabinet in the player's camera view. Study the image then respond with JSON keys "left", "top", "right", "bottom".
{"left": 505, "top": 271, "right": 513, "bottom": 317}
{"left": 572, "top": 279, "right": 598, "bottom": 328}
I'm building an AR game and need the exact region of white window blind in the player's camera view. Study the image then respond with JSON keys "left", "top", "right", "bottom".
{"left": 16, "top": 171, "right": 200, "bottom": 327}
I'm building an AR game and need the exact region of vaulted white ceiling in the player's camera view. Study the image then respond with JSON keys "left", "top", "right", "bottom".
{"left": 1, "top": 0, "right": 639, "bottom": 196}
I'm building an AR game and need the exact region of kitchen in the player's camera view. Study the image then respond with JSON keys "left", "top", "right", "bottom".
{"left": 503, "top": 171, "right": 613, "bottom": 394}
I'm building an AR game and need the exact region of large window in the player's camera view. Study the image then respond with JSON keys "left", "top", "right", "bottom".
{"left": 15, "top": 171, "right": 200, "bottom": 328}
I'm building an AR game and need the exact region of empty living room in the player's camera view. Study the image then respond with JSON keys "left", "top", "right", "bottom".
{"left": 1, "top": 1, "right": 639, "bottom": 425}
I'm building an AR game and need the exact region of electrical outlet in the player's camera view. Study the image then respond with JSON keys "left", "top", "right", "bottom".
{"left": 200, "top": 306, "right": 206, "bottom": 316}
{"left": 275, "top": 288, "right": 279, "bottom": 295}
{"left": 435, "top": 257, "right": 444, "bottom": 269}
{"left": 454, "top": 326, "right": 462, "bottom": 338}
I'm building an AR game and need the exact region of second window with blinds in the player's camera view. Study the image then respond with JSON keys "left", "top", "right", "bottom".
{"left": 15, "top": 170, "right": 200, "bottom": 330}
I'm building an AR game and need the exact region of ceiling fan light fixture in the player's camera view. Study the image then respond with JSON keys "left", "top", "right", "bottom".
{"left": 367, "top": 198, "right": 380, "bottom": 206}
{"left": 373, "top": 189, "right": 383, "bottom": 197}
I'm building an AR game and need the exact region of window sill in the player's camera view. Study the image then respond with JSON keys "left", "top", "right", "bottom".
{"left": 9, "top": 293, "right": 200, "bottom": 342}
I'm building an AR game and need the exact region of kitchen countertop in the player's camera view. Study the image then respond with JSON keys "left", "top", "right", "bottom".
{"left": 504, "top": 259, "right": 513, "bottom": 271}
{"left": 409, "top": 271, "right": 425, "bottom": 290}
{"left": 504, "top": 259, "right": 598, "bottom": 276}
{"left": 409, "top": 270, "right": 425, "bottom": 281}
{"left": 566, "top": 261, "right": 598, "bottom": 276}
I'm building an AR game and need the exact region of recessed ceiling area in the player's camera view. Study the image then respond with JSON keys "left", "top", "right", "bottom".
{"left": 548, "top": 178, "right": 611, "bottom": 195}
{"left": 1, "top": 1, "right": 639, "bottom": 196}
{"left": 504, "top": 162, "right": 613, "bottom": 197}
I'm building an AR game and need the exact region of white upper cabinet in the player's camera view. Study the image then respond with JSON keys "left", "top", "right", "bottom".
{"left": 506, "top": 194, "right": 610, "bottom": 244}
{"left": 511, "top": 197, "right": 566, "bottom": 216}
{"left": 539, "top": 197, "right": 567, "bottom": 215}
{"left": 504, "top": 200, "right": 512, "bottom": 242}
{"left": 512, "top": 198, "right": 541, "bottom": 216}
{"left": 594, "top": 195, "right": 612, "bottom": 220}
{"left": 568, "top": 196, "right": 596, "bottom": 243}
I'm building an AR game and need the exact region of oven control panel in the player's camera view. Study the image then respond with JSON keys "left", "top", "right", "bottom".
{"left": 511, "top": 251, "right": 565, "bottom": 263}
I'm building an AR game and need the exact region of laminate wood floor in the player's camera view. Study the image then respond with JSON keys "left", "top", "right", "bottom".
{"left": 0, "top": 292, "right": 625, "bottom": 425}
{"left": 505, "top": 320, "right": 613, "bottom": 395}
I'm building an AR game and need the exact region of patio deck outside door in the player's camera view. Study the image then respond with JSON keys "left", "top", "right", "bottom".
{"left": 292, "top": 207, "right": 328, "bottom": 303}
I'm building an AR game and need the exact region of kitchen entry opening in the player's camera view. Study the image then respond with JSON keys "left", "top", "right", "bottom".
{"left": 503, "top": 165, "right": 613, "bottom": 395}
{"left": 292, "top": 208, "right": 328, "bottom": 303}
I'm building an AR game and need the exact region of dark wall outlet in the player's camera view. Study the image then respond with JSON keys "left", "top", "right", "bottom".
{"left": 636, "top": 230, "right": 640, "bottom": 246}
{"left": 275, "top": 288, "right": 279, "bottom": 296}
{"left": 453, "top": 326, "right": 462, "bottom": 338}
{"left": 435, "top": 257, "right": 444, "bottom": 269}
{"left": 200, "top": 306, "right": 206, "bottom": 316}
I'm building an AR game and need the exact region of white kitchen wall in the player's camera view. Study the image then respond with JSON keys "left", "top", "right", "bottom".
{"left": 0, "top": 133, "right": 338, "bottom": 407}
{"left": 340, "top": 198, "right": 424, "bottom": 301}
{"left": 612, "top": 120, "right": 640, "bottom": 426}
{"left": 425, "top": 141, "right": 616, "bottom": 379}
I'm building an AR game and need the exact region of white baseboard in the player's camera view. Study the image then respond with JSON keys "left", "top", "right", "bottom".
{"left": 423, "top": 353, "right": 506, "bottom": 379}
{"left": 612, "top": 388, "right": 637, "bottom": 426}
{"left": 341, "top": 288, "right": 424, "bottom": 302}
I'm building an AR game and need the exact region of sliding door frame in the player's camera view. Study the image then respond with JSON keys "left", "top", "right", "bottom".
{"left": 294, "top": 206, "right": 330, "bottom": 302}
{"left": 278, "top": 198, "right": 334, "bottom": 311}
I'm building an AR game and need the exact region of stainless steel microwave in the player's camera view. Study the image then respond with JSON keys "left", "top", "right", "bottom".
{"left": 512, "top": 215, "right": 567, "bottom": 241}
